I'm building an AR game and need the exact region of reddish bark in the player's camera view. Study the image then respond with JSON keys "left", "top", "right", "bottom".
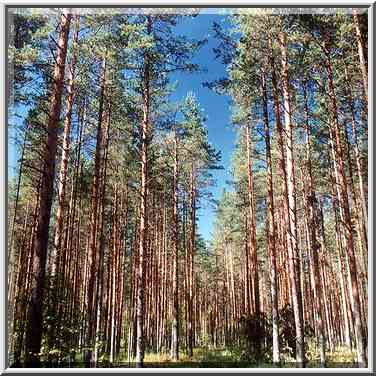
{"left": 24, "top": 12, "right": 72, "bottom": 366}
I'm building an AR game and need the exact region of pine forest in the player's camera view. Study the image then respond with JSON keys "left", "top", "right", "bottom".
{"left": 7, "top": 7, "right": 369, "bottom": 368}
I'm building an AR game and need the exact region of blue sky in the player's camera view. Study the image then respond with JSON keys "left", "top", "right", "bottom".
{"left": 8, "top": 12, "right": 236, "bottom": 243}
{"left": 171, "top": 14, "right": 236, "bottom": 242}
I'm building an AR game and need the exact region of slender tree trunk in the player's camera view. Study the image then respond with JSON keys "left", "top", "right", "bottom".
{"left": 8, "top": 123, "right": 29, "bottom": 360}
{"left": 47, "top": 16, "right": 79, "bottom": 353}
{"left": 302, "top": 84, "right": 326, "bottom": 364}
{"left": 24, "top": 12, "right": 71, "bottom": 365}
{"left": 13, "top": 180, "right": 40, "bottom": 365}
{"left": 93, "top": 104, "right": 112, "bottom": 363}
{"left": 50, "top": 15, "right": 80, "bottom": 277}
{"left": 269, "top": 33, "right": 304, "bottom": 366}
{"left": 244, "top": 120, "right": 260, "bottom": 345}
{"left": 261, "top": 70, "right": 279, "bottom": 364}
{"left": 344, "top": 66, "right": 368, "bottom": 260}
{"left": 352, "top": 9, "right": 368, "bottom": 101}
{"left": 85, "top": 56, "right": 106, "bottom": 366}
{"left": 171, "top": 131, "right": 179, "bottom": 360}
{"left": 278, "top": 32, "right": 304, "bottom": 366}
{"left": 136, "top": 16, "right": 152, "bottom": 368}
{"left": 187, "top": 165, "right": 196, "bottom": 358}
{"left": 323, "top": 39, "right": 366, "bottom": 366}
{"left": 110, "top": 184, "right": 119, "bottom": 364}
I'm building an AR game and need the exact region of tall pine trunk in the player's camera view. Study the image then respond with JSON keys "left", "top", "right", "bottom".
{"left": 261, "top": 70, "right": 279, "bottom": 364}
{"left": 8, "top": 123, "right": 29, "bottom": 360}
{"left": 344, "top": 66, "right": 368, "bottom": 254}
{"left": 187, "top": 165, "right": 196, "bottom": 358}
{"left": 85, "top": 56, "right": 106, "bottom": 366}
{"left": 278, "top": 32, "right": 304, "bottom": 366}
{"left": 269, "top": 33, "right": 304, "bottom": 366}
{"left": 24, "top": 12, "right": 71, "bottom": 366}
{"left": 135, "top": 15, "right": 152, "bottom": 367}
{"left": 50, "top": 16, "right": 80, "bottom": 278}
{"left": 47, "top": 15, "right": 79, "bottom": 351}
{"left": 323, "top": 37, "right": 366, "bottom": 366}
{"left": 352, "top": 9, "right": 368, "bottom": 101}
{"left": 171, "top": 131, "right": 179, "bottom": 360}
{"left": 245, "top": 116, "right": 261, "bottom": 360}
{"left": 302, "top": 84, "right": 326, "bottom": 364}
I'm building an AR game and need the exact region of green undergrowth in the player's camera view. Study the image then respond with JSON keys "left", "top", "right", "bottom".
{"left": 126, "top": 345, "right": 360, "bottom": 368}
{"left": 11, "top": 345, "right": 360, "bottom": 368}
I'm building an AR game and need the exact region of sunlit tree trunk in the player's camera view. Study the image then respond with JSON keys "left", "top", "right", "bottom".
{"left": 136, "top": 16, "right": 152, "bottom": 367}
{"left": 93, "top": 105, "right": 112, "bottom": 363}
{"left": 171, "top": 131, "right": 179, "bottom": 360}
{"left": 269, "top": 33, "right": 304, "bottom": 366}
{"left": 261, "top": 70, "right": 279, "bottom": 364}
{"left": 352, "top": 9, "right": 368, "bottom": 101}
{"left": 47, "top": 16, "right": 79, "bottom": 352}
{"left": 302, "top": 84, "right": 326, "bottom": 364}
{"left": 244, "top": 123, "right": 259, "bottom": 305}
{"left": 323, "top": 38, "right": 366, "bottom": 366}
{"left": 344, "top": 66, "right": 368, "bottom": 265}
{"left": 24, "top": 12, "right": 72, "bottom": 365}
{"left": 8, "top": 123, "right": 29, "bottom": 360}
{"left": 85, "top": 56, "right": 106, "bottom": 366}
{"left": 187, "top": 165, "right": 196, "bottom": 358}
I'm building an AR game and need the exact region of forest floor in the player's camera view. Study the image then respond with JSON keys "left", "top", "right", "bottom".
{"left": 125, "top": 346, "right": 359, "bottom": 368}
{"left": 24, "top": 345, "right": 359, "bottom": 368}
